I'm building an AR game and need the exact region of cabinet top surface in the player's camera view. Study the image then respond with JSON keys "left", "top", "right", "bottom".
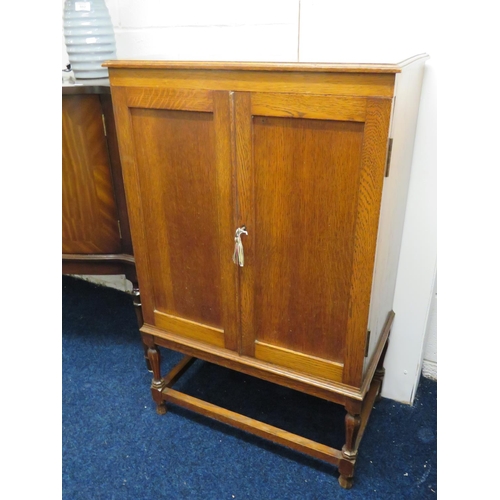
{"left": 103, "top": 54, "right": 428, "bottom": 74}
{"left": 62, "top": 79, "right": 110, "bottom": 95}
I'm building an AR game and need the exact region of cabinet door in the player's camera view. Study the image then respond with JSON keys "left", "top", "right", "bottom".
{"left": 62, "top": 94, "right": 122, "bottom": 254}
{"left": 234, "top": 92, "right": 392, "bottom": 387}
{"left": 111, "top": 88, "right": 238, "bottom": 351}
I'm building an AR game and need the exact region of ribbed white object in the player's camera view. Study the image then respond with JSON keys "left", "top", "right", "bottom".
{"left": 63, "top": 0, "right": 116, "bottom": 79}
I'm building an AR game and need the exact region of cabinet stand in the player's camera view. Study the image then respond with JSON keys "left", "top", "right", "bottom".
{"left": 144, "top": 332, "right": 390, "bottom": 489}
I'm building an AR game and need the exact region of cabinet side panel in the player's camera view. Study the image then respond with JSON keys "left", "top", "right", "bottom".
{"left": 364, "top": 59, "right": 428, "bottom": 376}
{"left": 130, "top": 108, "right": 223, "bottom": 329}
{"left": 342, "top": 98, "right": 393, "bottom": 387}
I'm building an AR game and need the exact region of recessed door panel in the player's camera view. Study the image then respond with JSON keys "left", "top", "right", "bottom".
{"left": 131, "top": 108, "right": 222, "bottom": 328}
{"left": 252, "top": 116, "right": 364, "bottom": 363}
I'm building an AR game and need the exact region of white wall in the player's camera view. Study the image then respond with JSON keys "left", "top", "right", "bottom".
{"left": 422, "top": 275, "right": 437, "bottom": 380}
{"left": 62, "top": 0, "right": 437, "bottom": 404}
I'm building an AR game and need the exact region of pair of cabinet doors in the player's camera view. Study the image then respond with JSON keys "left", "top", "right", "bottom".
{"left": 111, "top": 84, "right": 392, "bottom": 390}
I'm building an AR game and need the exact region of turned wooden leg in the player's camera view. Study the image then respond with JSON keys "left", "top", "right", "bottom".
{"left": 374, "top": 339, "right": 389, "bottom": 402}
{"left": 147, "top": 345, "right": 167, "bottom": 415}
{"left": 131, "top": 284, "right": 152, "bottom": 372}
{"left": 374, "top": 367, "right": 386, "bottom": 402}
{"left": 338, "top": 473, "right": 353, "bottom": 490}
{"left": 338, "top": 454, "right": 355, "bottom": 489}
{"left": 342, "top": 411, "right": 361, "bottom": 460}
{"left": 339, "top": 402, "right": 362, "bottom": 489}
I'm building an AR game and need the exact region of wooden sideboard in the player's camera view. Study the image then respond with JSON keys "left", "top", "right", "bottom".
{"left": 62, "top": 83, "right": 135, "bottom": 279}
{"left": 104, "top": 55, "right": 428, "bottom": 488}
{"left": 62, "top": 83, "right": 148, "bottom": 361}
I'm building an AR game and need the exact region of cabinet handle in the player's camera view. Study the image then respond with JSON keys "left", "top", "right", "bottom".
{"left": 232, "top": 226, "right": 248, "bottom": 267}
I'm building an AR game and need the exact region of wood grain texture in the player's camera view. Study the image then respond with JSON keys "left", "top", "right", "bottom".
{"left": 142, "top": 323, "right": 363, "bottom": 405}
{"left": 99, "top": 93, "right": 134, "bottom": 255}
{"left": 130, "top": 106, "right": 222, "bottom": 328}
{"left": 247, "top": 114, "right": 365, "bottom": 367}
{"left": 254, "top": 341, "right": 343, "bottom": 383}
{"left": 108, "top": 68, "right": 396, "bottom": 98}
{"left": 104, "top": 60, "right": 404, "bottom": 73}
{"left": 104, "top": 59, "right": 429, "bottom": 488}
{"left": 213, "top": 91, "right": 239, "bottom": 352}
{"left": 62, "top": 261, "right": 132, "bottom": 276}
{"left": 108, "top": 86, "right": 157, "bottom": 325}
{"left": 62, "top": 94, "right": 121, "bottom": 254}
{"left": 154, "top": 311, "right": 225, "bottom": 348}
{"left": 62, "top": 85, "right": 136, "bottom": 285}
{"left": 354, "top": 374, "right": 382, "bottom": 451}
{"left": 125, "top": 87, "right": 213, "bottom": 111}
{"left": 251, "top": 93, "right": 367, "bottom": 122}
{"left": 234, "top": 92, "right": 256, "bottom": 357}
{"left": 342, "top": 98, "right": 393, "bottom": 387}
{"left": 342, "top": 411, "right": 361, "bottom": 459}
{"left": 110, "top": 86, "right": 237, "bottom": 348}
{"left": 109, "top": 65, "right": 396, "bottom": 391}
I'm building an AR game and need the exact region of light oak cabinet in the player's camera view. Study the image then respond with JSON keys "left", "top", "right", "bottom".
{"left": 106, "top": 55, "right": 428, "bottom": 488}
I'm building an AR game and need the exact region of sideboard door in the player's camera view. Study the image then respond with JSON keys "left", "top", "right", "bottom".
{"left": 234, "top": 92, "right": 392, "bottom": 387}
{"left": 111, "top": 88, "right": 239, "bottom": 352}
{"left": 62, "top": 94, "right": 122, "bottom": 254}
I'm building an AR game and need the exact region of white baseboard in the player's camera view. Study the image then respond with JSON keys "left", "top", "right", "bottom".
{"left": 422, "top": 359, "right": 437, "bottom": 381}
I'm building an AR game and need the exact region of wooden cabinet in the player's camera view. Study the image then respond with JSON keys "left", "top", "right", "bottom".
{"left": 62, "top": 84, "right": 135, "bottom": 282}
{"left": 106, "top": 55, "right": 428, "bottom": 488}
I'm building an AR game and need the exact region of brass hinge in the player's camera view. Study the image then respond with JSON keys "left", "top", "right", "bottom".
{"left": 384, "top": 138, "right": 393, "bottom": 177}
{"left": 117, "top": 220, "right": 122, "bottom": 239}
{"left": 364, "top": 330, "right": 371, "bottom": 357}
{"left": 102, "top": 114, "right": 107, "bottom": 136}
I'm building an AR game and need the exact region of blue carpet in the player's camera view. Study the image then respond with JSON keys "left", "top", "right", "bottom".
{"left": 62, "top": 275, "right": 437, "bottom": 499}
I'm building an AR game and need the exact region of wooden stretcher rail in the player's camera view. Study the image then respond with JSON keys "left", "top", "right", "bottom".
{"left": 162, "top": 386, "right": 343, "bottom": 466}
